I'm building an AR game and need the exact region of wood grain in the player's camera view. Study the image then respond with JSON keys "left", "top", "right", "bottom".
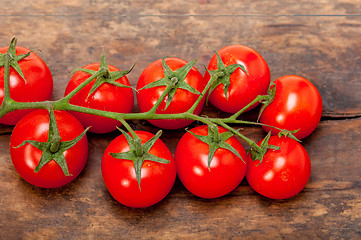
{"left": 0, "top": 0, "right": 360, "bottom": 239}
{"left": 0, "top": 13, "right": 360, "bottom": 118}
{"left": 1, "top": 119, "right": 361, "bottom": 239}
{"left": 1, "top": 0, "right": 361, "bottom": 15}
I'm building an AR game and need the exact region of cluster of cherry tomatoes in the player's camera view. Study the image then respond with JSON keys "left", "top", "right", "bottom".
{"left": 0, "top": 40, "right": 322, "bottom": 208}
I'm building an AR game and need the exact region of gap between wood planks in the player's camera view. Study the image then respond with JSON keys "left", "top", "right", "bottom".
{"left": 321, "top": 113, "right": 361, "bottom": 121}
{"left": 0, "top": 14, "right": 361, "bottom": 18}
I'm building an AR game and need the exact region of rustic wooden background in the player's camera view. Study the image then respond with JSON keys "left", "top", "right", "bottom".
{"left": 1, "top": 0, "right": 360, "bottom": 239}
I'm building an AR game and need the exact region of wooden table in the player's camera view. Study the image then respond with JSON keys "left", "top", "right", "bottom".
{"left": 1, "top": 1, "right": 360, "bottom": 239}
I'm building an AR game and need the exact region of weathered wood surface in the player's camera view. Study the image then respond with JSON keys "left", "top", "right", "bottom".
{"left": 0, "top": 0, "right": 361, "bottom": 239}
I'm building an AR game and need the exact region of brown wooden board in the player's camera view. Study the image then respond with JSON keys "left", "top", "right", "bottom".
{"left": 0, "top": 5, "right": 360, "bottom": 118}
{"left": 1, "top": 119, "right": 361, "bottom": 239}
{"left": 0, "top": 0, "right": 361, "bottom": 239}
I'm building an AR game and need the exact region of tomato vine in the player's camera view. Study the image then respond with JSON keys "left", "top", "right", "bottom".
{"left": 1, "top": 37, "right": 317, "bottom": 203}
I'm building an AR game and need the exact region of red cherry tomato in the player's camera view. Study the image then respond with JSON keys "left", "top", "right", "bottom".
{"left": 64, "top": 63, "right": 134, "bottom": 133}
{"left": 260, "top": 75, "right": 323, "bottom": 139}
{"left": 136, "top": 57, "right": 206, "bottom": 129}
{"left": 0, "top": 46, "right": 53, "bottom": 125}
{"left": 10, "top": 110, "right": 88, "bottom": 188}
{"left": 204, "top": 45, "right": 270, "bottom": 113}
{"left": 102, "top": 131, "right": 176, "bottom": 208}
{"left": 246, "top": 136, "right": 311, "bottom": 199}
{"left": 174, "top": 125, "right": 247, "bottom": 198}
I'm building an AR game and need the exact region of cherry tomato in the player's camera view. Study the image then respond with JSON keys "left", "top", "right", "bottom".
{"left": 246, "top": 136, "right": 311, "bottom": 199}
{"left": 64, "top": 63, "right": 134, "bottom": 134}
{"left": 10, "top": 110, "right": 88, "bottom": 188}
{"left": 136, "top": 57, "right": 206, "bottom": 129}
{"left": 260, "top": 75, "right": 323, "bottom": 139}
{"left": 174, "top": 125, "right": 247, "bottom": 198}
{"left": 0, "top": 46, "right": 53, "bottom": 125}
{"left": 102, "top": 131, "right": 176, "bottom": 208}
{"left": 204, "top": 45, "right": 270, "bottom": 114}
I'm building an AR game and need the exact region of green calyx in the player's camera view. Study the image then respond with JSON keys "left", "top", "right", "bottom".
{"left": 15, "top": 109, "right": 89, "bottom": 176}
{"left": 0, "top": 37, "right": 32, "bottom": 83}
{"left": 109, "top": 128, "right": 170, "bottom": 191}
{"left": 278, "top": 129, "right": 300, "bottom": 142}
{"left": 139, "top": 57, "right": 201, "bottom": 110}
{"left": 248, "top": 130, "right": 300, "bottom": 165}
{"left": 72, "top": 51, "right": 134, "bottom": 100}
{"left": 257, "top": 82, "right": 277, "bottom": 121}
{"left": 187, "top": 124, "right": 244, "bottom": 171}
{"left": 248, "top": 131, "right": 280, "bottom": 165}
{"left": 206, "top": 49, "right": 248, "bottom": 102}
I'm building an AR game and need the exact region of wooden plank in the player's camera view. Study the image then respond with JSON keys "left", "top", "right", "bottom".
{"left": 0, "top": 15, "right": 360, "bottom": 118}
{"left": 0, "top": 0, "right": 360, "bottom": 239}
{"left": 1, "top": 0, "right": 361, "bottom": 15}
{"left": 0, "top": 118, "right": 360, "bottom": 239}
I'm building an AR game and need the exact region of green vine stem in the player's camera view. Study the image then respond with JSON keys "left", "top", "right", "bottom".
{"left": 3, "top": 53, "right": 11, "bottom": 101}
{"left": 0, "top": 53, "right": 16, "bottom": 117}
{"left": 187, "top": 72, "right": 219, "bottom": 114}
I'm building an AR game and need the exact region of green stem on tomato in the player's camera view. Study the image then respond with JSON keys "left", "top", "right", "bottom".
{"left": 0, "top": 54, "right": 13, "bottom": 119}
{"left": 223, "top": 118, "right": 288, "bottom": 132}
{"left": 3, "top": 53, "right": 11, "bottom": 101}
{"left": 118, "top": 118, "right": 144, "bottom": 157}
{"left": 147, "top": 77, "right": 177, "bottom": 114}
{"left": 227, "top": 95, "right": 268, "bottom": 121}
{"left": 187, "top": 73, "right": 219, "bottom": 114}
{"left": 118, "top": 118, "right": 137, "bottom": 138}
{"left": 62, "top": 68, "right": 109, "bottom": 102}
{"left": 210, "top": 119, "right": 263, "bottom": 153}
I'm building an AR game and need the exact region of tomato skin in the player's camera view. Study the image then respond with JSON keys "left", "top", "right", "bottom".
{"left": 0, "top": 46, "right": 53, "bottom": 125}
{"left": 246, "top": 136, "right": 311, "bottom": 199}
{"left": 101, "top": 131, "right": 176, "bottom": 208}
{"left": 204, "top": 45, "right": 270, "bottom": 113}
{"left": 174, "top": 125, "right": 247, "bottom": 198}
{"left": 260, "top": 75, "right": 323, "bottom": 139}
{"left": 64, "top": 63, "right": 134, "bottom": 134}
{"left": 136, "top": 58, "right": 206, "bottom": 129}
{"left": 10, "top": 110, "right": 88, "bottom": 188}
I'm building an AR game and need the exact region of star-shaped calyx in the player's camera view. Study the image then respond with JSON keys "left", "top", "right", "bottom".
{"left": 139, "top": 57, "right": 201, "bottom": 110}
{"left": 109, "top": 128, "right": 170, "bottom": 190}
{"left": 257, "top": 82, "right": 277, "bottom": 121}
{"left": 187, "top": 124, "right": 245, "bottom": 170}
{"left": 0, "top": 37, "right": 32, "bottom": 83}
{"left": 15, "top": 109, "right": 89, "bottom": 176}
{"left": 206, "top": 49, "right": 248, "bottom": 102}
{"left": 73, "top": 51, "right": 134, "bottom": 100}
{"left": 247, "top": 131, "right": 280, "bottom": 165}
